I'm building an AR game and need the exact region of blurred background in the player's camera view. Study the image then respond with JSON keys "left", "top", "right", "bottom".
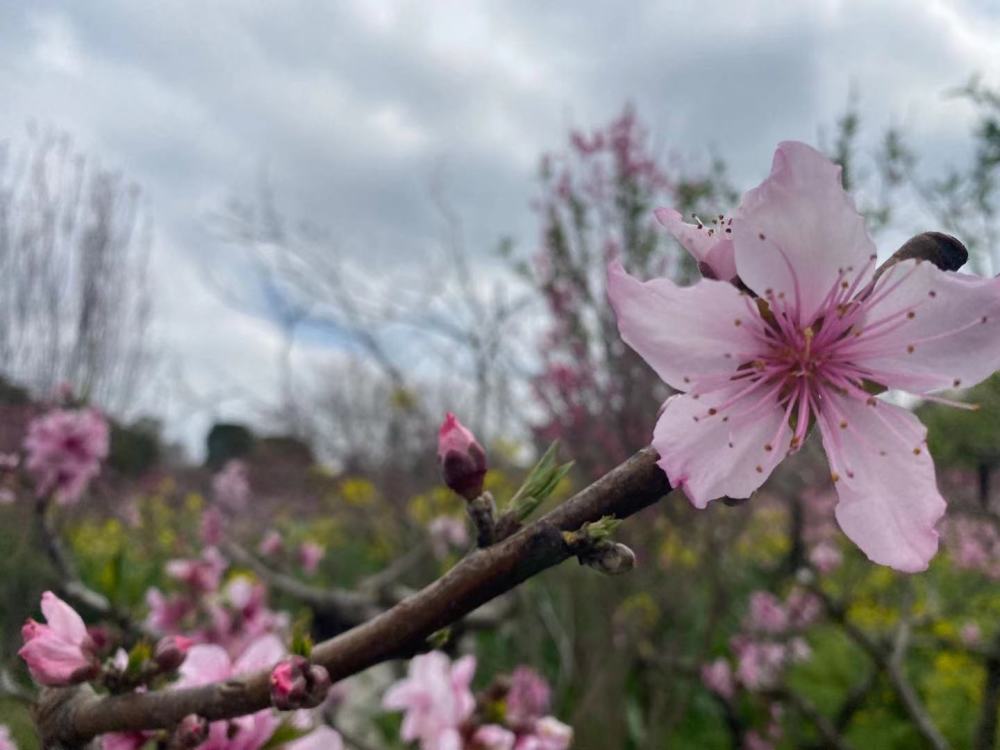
{"left": 2, "top": 1, "right": 1000, "bottom": 748}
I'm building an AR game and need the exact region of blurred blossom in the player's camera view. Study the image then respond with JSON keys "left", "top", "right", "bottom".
{"left": 961, "top": 622, "right": 982, "bottom": 646}
{"left": 18, "top": 591, "right": 99, "bottom": 686}
{"left": 609, "top": 141, "right": 1000, "bottom": 572}
{"left": 166, "top": 547, "right": 227, "bottom": 593}
{"left": 24, "top": 407, "right": 109, "bottom": 505}
{"left": 505, "top": 667, "right": 551, "bottom": 728}
{"left": 0, "top": 489, "right": 14, "bottom": 504}
{"left": 515, "top": 717, "right": 573, "bottom": 750}
{"left": 733, "top": 638, "right": 787, "bottom": 691}
{"left": 201, "top": 507, "right": 225, "bottom": 545}
{"left": 144, "top": 588, "right": 193, "bottom": 635}
{"left": 382, "top": 651, "right": 476, "bottom": 750}
{"left": 427, "top": 516, "right": 469, "bottom": 558}
{"left": 437, "top": 413, "right": 487, "bottom": 500}
{"left": 0, "top": 725, "right": 15, "bottom": 750}
{"left": 176, "top": 635, "right": 285, "bottom": 750}
{"left": 700, "top": 659, "right": 734, "bottom": 700}
{"left": 298, "top": 542, "right": 325, "bottom": 575}
{"left": 258, "top": 529, "right": 283, "bottom": 557}
{"left": 0, "top": 453, "right": 19, "bottom": 470}
{"left": 744, "top": 730, "right": 775, "bottom": 750}
{"left": 948, "top": 517, "right": 1000, "bottom": 577}
{"left": 746, "top": 592, "right": 788, "bottom": 634}
{"left": 785, "top": 589, "right": 822, "bottom": 628}
{"left": 808, "top": 541, "right": 842, "bottom": 574}
{"left": 473, "top": 725, "right": 516, "bottom": 750}
{"left": 286, "top": 726, "right": 344, "bottom": 750}
{"left": 212, "top": 460, "right": 250, "bottom": 511}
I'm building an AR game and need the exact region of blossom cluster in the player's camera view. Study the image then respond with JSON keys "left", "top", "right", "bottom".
{"left": 383, "top": 652, "right": 572, "bottom": 750}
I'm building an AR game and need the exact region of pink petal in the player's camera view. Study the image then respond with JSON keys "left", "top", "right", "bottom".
{"left": 848, "top": 260, "right": 1000, "bottom": 393}
{"left": 233, "top": 634, "right": 285, "bottom": 675}
{"left": 287, "top": 727, "right": 344, "bottom": 750}
{"left": 816, "top": 395, "right": 944, "bottom": 572}
{"left": 177, "top": 644, "right": 232, "bottom": 686}
{"left": 40, "top": 591, "right": 88, "bottom": 644}
{"left": 734, "top": 141, "right": 876, "bottom": 325}
{"left": 654, "top": 207, "right": 737, "bottom": 280}
{"left": 653, "top": 387, "right": 790, "bottom": 508}
{"left": 606, "top": 260, "right": 761, "bottom": 391}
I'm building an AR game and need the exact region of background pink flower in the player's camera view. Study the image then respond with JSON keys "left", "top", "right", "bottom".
{"left": 24, "top": 407, "right": 109, "bottom": 504}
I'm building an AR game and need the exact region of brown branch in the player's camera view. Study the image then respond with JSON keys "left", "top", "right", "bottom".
{"left": 767, "top": 687, "right": 855, "bottom": 750}
{"left": 39, "top": 447, "right": 669, "bottom": 748}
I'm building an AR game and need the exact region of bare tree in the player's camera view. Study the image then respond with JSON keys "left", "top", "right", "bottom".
{"left": 0, "top": 126, "right": 152, "bottom": 413}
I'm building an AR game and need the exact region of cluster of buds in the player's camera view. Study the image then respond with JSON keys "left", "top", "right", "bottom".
{"left": 270, "top": 656, "right": 332, "bottom": 710}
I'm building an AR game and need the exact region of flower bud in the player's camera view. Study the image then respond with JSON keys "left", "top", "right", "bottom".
{"left": 172, "top": 714, "right": 208, "bottom": 748}
{"left": 18, "top": 591, "right": 99, "bottom": 686}
{"left": 437, "top": 413, "right": 487, "bottom": 500}
{"left": 154, "top": 635, "right": 193, "bottom": 672}
{"left": 270, "top": 656, "right": 331, "bottom": 710}
{"left": 582, "top": 541, "right": 636, "bottom": 576}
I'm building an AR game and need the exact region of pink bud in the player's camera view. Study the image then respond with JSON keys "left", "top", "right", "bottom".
{"left": 472, "top": 724, "right": 516, "bottom": 750}
{"left": 258, "top": 529, "right": 284, "bottom": 557}
{"left": 173, "top": 715, "right": 208, "bottom": 748}
{"left": 154, "top": 635, "right": 193, "bottom": 672}
{"left": 270, "top": 657, "right": 331, "bottom": 710}
{"left": 437, "top": 413, "right": 487, "bottom": 500}
{"left": 18, "top": 591, "right": 98, "bottom": 686}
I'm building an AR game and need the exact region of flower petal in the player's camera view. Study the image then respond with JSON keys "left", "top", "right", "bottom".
{"left": 654, "top": 207, "right": 737, "bottom": 280}
{"left": 177, "top": 644, "right": 232, "bottom": 687}
{"left": 233, "top": 634, "right": 285, "bottom": 675}
{"left": 40, "top": 591, "right": 88, "bottom": 644}
{"left": 606, "top": 260, "right": 761, "bottom": 391}
{"left": 847, "top": 260, "right": 1000, "bottom": 393}
{"left": 734, "top": 142, "right": 876, "bottom": 324}
{"left": 816, "top": 394, "right": 944, "bottom": 572}
{"left": 653, "top": 386, "right": 790, "bottom": 508}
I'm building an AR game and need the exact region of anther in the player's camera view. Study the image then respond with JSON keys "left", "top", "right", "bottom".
{"left": 755, "top": 465, "right": 763, "bottom": 473}
{"left": 906, "top": 311, "right": 915, "bottom": 319}
{"left": 953, "top": 378, "right": 961, "bottom": 387}
{"left": 764, "top": 444, "right": 773, "bottom": 451}
{"left": 839, "top": 420, "right": 848, "bottom": 429}
{"left": 913, "top": 447, "right": 921, "bottom": 455}
{"left": 982, "top": 316, "right": 989, "bottom": 324}
{"left": 831, "top": 472, "right": 840, "bottom": 483}
{"left": 708, "top": 408, "right": 717, "bottom": 416}
{"left": 734, "top": 319, "right": 742, "bottom": 327}
{"left": 758, "top": 232, "right": 766, "bottom": 240}
{"left": 866, "top": 397, "right": 876, "bottom": 406}
{"left": 928, "top": 290, "right": 937, "bottom": 298}
{"left": 907, "top": 345, "right": 915, "bottom": 353}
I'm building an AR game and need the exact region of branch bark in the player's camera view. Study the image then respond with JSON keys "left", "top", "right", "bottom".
{"left": 38, "top": 447, "right": 669, "bottom": 747}
{"left": 973, "top": 631, "right": 1000, "bottom": 750}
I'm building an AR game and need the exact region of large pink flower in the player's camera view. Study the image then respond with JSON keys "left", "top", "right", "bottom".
{"left": 382, "top": 651, "right": 476, "bottom": 750}
{"left": 176, "top": 635, "right": 285, "bottom": 750}
{"left": 608, "top": 141, "right": 1000, "bottom": 572}
{"left": 18, "top": 591, "right": 99, "bottom": 686}
{"left": 24, "top": 407, "right": 109, "bottom": 505}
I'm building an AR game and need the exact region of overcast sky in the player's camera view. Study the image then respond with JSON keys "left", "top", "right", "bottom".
{"left": 1, "top": 0, "right": 998, "bottom": 455}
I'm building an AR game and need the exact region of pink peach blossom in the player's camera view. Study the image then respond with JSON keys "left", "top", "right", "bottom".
{"left": 176, "top": 635, "right": 285, "bottom": 750}
{"left": 258, "top": 530, "right": 283, "bottom": 557}
{"left": 505, "top": 667, "right": 551, "bottom": 728}
{"left": 809, "top": 541, "right": 843, "bottom": 574}
{"left": 609, "top": 141, "right": 1000, "bottom": 572}
{"left": 286, "top": 726, "right": 344, "bottom": 750}
{"left": 746, "top": 592, "right": 788, "bottom": 634}
{"left": 438, "top": 413, "right": 487, "bottom": 500}
{"left": 166, "top": 547, "right": 227, "bottom": 593}
{"left": 18, "top": 591, "right": 99, "bottom": 686}
{"left": 0, "top": 725, "right": 16, "bottom": 750}
{"left": 473, "top": 725, "right": 516, "bottom": 750}
{"left": 515, "top": 717, "right": 573, "bottom": 750}
{"left": 298, "top": 542, "right": 325, "bottom": 575}
{"left": 700, "top": 658, "right": 735, "bottom": 700}
{"left": 382, "top": 651, "right": 476, "bottom": 750}
{"left": 427, "top": 516, "right": 469, "bottom": 558}
{"left": 212, "top": 460, "right": 250, "bottom": 511}
{"left": 24, "top": 408, "right": 109, "bottom": 505}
